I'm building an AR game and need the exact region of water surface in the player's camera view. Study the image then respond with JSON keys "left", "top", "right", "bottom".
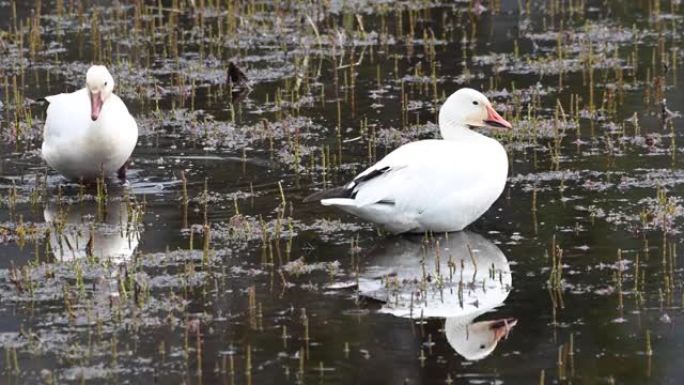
{"left": 1, "top": 0, "right": 684, "bottom": 384}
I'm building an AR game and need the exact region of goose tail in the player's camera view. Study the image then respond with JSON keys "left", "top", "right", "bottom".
{"left": 303, "top": 186, "right": 352, "bottom": 203}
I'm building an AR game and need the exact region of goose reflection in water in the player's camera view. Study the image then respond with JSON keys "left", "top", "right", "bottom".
{"left": 359, "top": 231, "right": 516, "bottom": 361}
{"left": 44, "top": 191, "right": 142, "bottom": 264}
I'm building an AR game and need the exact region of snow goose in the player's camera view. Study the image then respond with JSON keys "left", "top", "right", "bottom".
{"left": 41, "top": 65, "right": 138, "bottom": 181}
{"left": 304, "top": 88, "right": 511, "bottom": 233}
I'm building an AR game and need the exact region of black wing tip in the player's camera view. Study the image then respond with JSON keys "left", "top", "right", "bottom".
{"left": 303, "top": 186, "right": 351, "bottom": 203}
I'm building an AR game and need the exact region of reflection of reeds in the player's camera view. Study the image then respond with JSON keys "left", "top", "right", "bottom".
{"left": 617, "top": 249, "right": 624, "bottom": 311}
{"left": 548, "top": 235, "right": 563, "bottom": 290}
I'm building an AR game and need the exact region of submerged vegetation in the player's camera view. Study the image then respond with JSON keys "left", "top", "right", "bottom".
{"left": 1, "top": 0, "right": 684, "bottom": 384}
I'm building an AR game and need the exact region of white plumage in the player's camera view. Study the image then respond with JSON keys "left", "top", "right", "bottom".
{"left": 41, "top": 65, "right": 138, "bottom": 180}
{"left": 306, "top": 88, "right": 511, "bottom": 233}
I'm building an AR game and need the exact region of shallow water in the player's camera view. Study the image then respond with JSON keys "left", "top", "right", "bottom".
{"left": 1, "top": 0, "right": 684, "bottom": 384}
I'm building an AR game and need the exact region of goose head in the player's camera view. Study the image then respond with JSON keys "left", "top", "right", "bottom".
{"left": 438, "top": 88, "right": 511, "bottom": 139}
{"left": 445, "top": 317, "right": 518, "bottom": 361}
{"left": 86, "top": 65, "right": 115, "bottom": 121}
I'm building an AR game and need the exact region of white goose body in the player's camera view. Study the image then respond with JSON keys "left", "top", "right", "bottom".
{"left": 41, "top": 66, "right": 138, "bottom": 180}
{"left": 323, "top": 136, "right": 507, "bottom": 233}
{"left": 306, "top": 88, "right": 511, "bottom": 234}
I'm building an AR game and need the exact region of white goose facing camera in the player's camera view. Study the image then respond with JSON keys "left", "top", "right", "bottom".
{"left": 41, "top": 65, "right": 138, "bottom": 181}
{"left": 305, "top": 88, "right": 511, "bottom": 233}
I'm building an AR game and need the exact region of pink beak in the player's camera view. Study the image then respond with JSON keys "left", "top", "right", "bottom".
{"left": 484, "top": 104, "right": 512, "bottom": 129}
{"left": 90, "top": 92, "right": 103, "bottom": 121}
{"left": 491, "top": 318, "right": 518, "bottom": 341}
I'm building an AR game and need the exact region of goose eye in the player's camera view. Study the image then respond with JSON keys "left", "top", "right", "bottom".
{"left": 480, "top": 344, "right": 486, "bottom": 349}
{"left": 104, "top": 81, "right": 108, "bottom": 86}
{"left": 472, "top": 101, "right": 479, "bottom": 105}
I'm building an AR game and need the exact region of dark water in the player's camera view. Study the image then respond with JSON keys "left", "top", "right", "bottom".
{"left": 2, "top": 0, "right": 684, "bottom": 384}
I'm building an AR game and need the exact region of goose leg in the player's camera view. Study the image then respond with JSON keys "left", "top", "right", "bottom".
{"left": 117, "top": 162, "right": 129, "bottom": 181}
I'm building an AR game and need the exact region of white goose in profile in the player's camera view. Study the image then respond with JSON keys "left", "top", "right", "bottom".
{"left": 41, "top": 65, "right": 138, "bottom": 181}
{"left": 305, "top": 88, "right": 511, "bottom": 233}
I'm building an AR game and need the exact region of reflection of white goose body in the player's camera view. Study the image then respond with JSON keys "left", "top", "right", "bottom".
{"left": 44, "top": 198, "right": 140, "bottom": 264}
{"left": 305, "top": 89, "right": 511, "bottom": 234}
{"left": 359, "top": 232, "right": 515, "bottom": 360}
{"left": 41, "top": 65, "right": 138, "bottom": 180}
